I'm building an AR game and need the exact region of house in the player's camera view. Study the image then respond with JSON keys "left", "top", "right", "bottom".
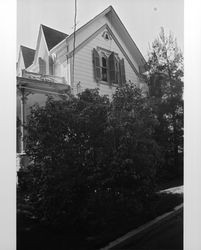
{"left": 16, "top": 5, "right": 148, "bottom": 167}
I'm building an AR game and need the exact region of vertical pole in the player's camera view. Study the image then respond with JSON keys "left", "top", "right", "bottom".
{"left": 72, "top": 0, "right": 77, "bottom": 86}
{"left": 20, "top": 88, "right": 25, "bottom": 153}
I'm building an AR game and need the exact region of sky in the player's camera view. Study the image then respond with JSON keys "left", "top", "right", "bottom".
{"left": 17, "top": 0, "right": 184, "bottom": 60}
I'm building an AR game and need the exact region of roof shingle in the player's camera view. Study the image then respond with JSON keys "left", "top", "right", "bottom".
{"left": 21, "top": 46, "right": 35, "bottom": 68}
{"left": 41, "top": 25, "right": 68, "bottom": 51}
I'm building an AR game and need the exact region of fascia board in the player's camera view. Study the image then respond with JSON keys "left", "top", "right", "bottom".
{"left": 41, "top": 26, "right": 50, "bottom": 53}
{"left": 17, "top": 47, "right": 22, "bottom": 66}
{"left": 30, "top": 25, "right": 49, "bottom": 68}
{"left": 50, "top": 5, "right": 146, "bottom": 74}
{"left": 49, "top": 5, "right": 113, "bottom": 54}
{"left": 32, "top": 26, "right": 42, "bottom": 66}
{"left": 106, "top": 25, "right": 140, "bottom": 76}
{"left": 17, "top": 48, "right": 25, "bottom": 72}
{"left": 107, "top": 7, "right": 147, "bottom": 68}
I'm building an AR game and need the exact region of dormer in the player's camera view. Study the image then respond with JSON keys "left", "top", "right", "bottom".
{"left": 26, "top": 24, "right": 68, "bottom": 75}
{"left": 16, "top": 46, "right": 35, "bottom": 76}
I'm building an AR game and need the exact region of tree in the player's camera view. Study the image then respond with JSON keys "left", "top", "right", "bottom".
{"left": 108, "top": 84, "right": 161, "bottom": 192}
{"left": 147, "top": 27, "right": 184, "bottom": 178}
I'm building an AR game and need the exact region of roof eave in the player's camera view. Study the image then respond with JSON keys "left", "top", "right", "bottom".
{"left": 108, "top": 7, "right": 147, "bottom": 67}
{"left": 50, "top": 5, "right": 113, "bottom": 53}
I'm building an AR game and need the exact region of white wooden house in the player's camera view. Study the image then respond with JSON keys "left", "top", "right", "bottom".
{"left": 16, "top": 5, "right": 148, "bottom": 165}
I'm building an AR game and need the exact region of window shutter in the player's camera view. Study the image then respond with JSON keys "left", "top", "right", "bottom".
{"left": 108, "top": 52, "right": 116, "bottom": 84}
{"left": 49, "top": 56, "right": 54, "bottom": 75}
{"left": 92, "top": 48, "right": 101, "bottom": 82}
{"left": 39, "top": 57, "right": 46, "bottom": 75}
{"left": 115, "top": 57, "right": 120, "bottom": 84}
{"left": 119, "top": 58, "right": 126, "bottom": 85}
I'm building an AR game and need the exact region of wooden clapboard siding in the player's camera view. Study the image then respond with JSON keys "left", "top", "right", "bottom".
{"left": 17, "top": 50, "right": 25, "bottom": 76}
{"left": 73, "top": 28, "right": 140, "bottom": 96}
{"left": 27, "top": 31, "right": 49, "bottom": 74}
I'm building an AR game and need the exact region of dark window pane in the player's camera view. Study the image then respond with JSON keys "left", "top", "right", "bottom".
{"left": 102, "top": 57, "right": 107, "bottom": 67}
{"left": 102, "top": 68, "right": 107, "bottom": 81}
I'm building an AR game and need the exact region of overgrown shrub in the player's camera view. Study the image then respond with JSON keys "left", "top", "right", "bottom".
{"left": 18, "top": 84, "right": 162, "bottom": 234}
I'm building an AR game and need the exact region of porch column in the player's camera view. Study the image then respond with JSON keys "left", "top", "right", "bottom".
{"left": 20, "top": 88, "right": 26, "bottom": 153}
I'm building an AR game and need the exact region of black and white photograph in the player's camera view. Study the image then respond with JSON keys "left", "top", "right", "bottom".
{"left": 15, "top": 0, "right": 185, "bottom": 249}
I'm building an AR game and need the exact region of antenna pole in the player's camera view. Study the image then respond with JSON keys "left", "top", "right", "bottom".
{"left": 72, "top": 0, "right": 77, "bottom": 85}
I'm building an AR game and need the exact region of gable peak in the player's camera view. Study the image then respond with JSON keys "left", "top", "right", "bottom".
{"left": 40, "top": 24, "right": 68, "bottom": 51}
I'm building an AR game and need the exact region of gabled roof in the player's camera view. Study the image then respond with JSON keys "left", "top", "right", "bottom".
{"left": 24, "top": 6, "right": 147, "bottom": 73}
{"left": 20, "top": 45, "right": 35, "bottom": 68}
{"left": 50, "top": 5, "right": 147, "bottom": 73}
{"left": 41, "top": 24, "right": 68, "bottom": 51}
{"left": 108, "top": 6, "right": 147, "bottom": 72}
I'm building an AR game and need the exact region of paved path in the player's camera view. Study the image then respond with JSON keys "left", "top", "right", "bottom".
{"left": 159, "top": 185, "right": 183, "bottom": 195}
{"left": 124, "top": 210, "right": 183, "bottom": 250}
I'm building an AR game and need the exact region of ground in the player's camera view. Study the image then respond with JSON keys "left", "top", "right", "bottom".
{"left": 124, "top": 210, "right": 183, "bottom": 250}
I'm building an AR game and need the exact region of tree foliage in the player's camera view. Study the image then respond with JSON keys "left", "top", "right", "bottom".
{"left": 18, "top": 84, "right": 161, "bottom": 232}
{"left": 147, "top": 27, "right": 184, "bottom": 178}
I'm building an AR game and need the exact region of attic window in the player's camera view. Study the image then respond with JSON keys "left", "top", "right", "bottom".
{"left": 92, "top": 48, "right": 126, "bottom": 85}
{"left": 102, "top": 31, "right": 111, "bottom": 40}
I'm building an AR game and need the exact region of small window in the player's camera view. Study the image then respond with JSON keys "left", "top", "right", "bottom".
{"left": 102, "top": 31, "right": 111, "bottom": 40}
{"left": 101, "top": 55, "right": 108, "bottom": 82}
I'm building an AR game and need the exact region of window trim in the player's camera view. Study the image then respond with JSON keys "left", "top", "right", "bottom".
{"left": 100, "top": 52, "right": 108, "bottom": 82}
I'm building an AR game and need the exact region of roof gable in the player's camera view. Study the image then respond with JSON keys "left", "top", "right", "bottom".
{"left": 50, "top": 6, "right": 147, "bottom": 72}
{"left": 27, "top": 24, "right": 68, "bottom": 69}
{"left": 106, "top": 7, "right": 147, "bottom": 72}
{"left": 66, "top": 24, "right": 140, "bottom": 76}
{"left": 21, "top": 46, "right": 35, "bottom": 68}
{"left": 23, "top": 6, "right": 147, "bottom": 73}
{"left": 41, "top": 25, "right": 68, "bottom": 51}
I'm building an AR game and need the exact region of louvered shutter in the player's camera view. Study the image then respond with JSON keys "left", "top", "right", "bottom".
{"left": 119, "top": 58, "right": 126, "bottom": 85}
{"left": 108, "top": 52, "right": 116, "bottom": 84}
{"left": 49, "top": 56, "right": 54, "bottom": 75}
{"left": 115, "top": 57, "right": 120, "bottom": 84}
{"left": 92, "top": 48, "right": 101, "bottom": 82}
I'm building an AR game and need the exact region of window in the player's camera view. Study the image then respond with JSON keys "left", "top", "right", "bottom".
{"left": 93, "top": 48, "right": 126, "bottom": 85}
{"left": 101, "top": 53, "right": 108, "bottom": 82}
{"left": 102, "top": 31, "right": 111, "bottom": 41}
{"left": 38, "top": 57, "right": 46, "bottom": 75}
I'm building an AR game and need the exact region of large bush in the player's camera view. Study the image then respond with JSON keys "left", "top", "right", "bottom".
{"left": 18, "top": 84, "right": 161, "bottom": 235}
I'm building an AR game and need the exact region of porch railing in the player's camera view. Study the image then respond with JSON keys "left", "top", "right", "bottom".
{"left": 22, "top": 70, "right": 66, "bottom": 84}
